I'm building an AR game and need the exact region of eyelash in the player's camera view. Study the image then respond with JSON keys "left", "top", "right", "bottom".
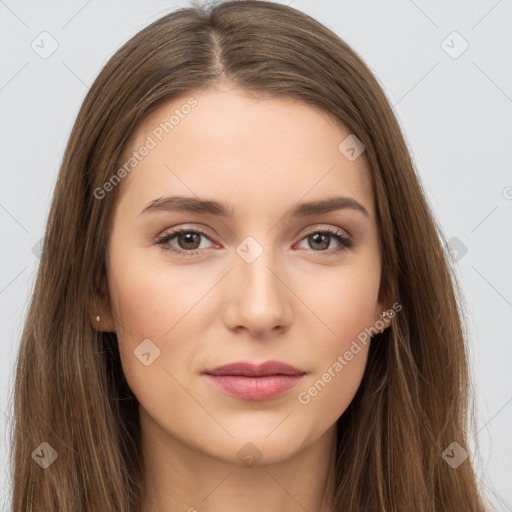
{"left": 154, "top": 226, "right": 354, "bottom": 258}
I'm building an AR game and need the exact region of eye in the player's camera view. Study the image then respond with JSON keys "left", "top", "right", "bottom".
{"left": 295, "top": 227, "right": 353, "bottom": 255}
{"left": 154, "top": 226, "right": 353, "bottom": 257}
{"left": 155, "top": 228, "right": 215, "bottom": 257}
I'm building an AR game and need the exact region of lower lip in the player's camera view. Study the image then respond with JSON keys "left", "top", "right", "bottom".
{"left": 204, "top": 374, "right": 305, "bottom": 401}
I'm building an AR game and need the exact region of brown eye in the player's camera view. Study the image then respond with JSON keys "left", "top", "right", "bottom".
{"left": 307, "top": 232, "right": 331, "bottom": 251}
{"left": 155, "top": 228, "right": 215, "bottom": 256}
{"left": 297, "top": 228, "right": 353, "bottom": 254}
{"left": 176, "top": 232, "right": 202, "bottom": 250}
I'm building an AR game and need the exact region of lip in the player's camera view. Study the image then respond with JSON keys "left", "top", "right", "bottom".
{"left": 203, "top": 360, "right": 306, "bottom": 401}
{"left": 204, "top": 360, "right": 305, "bottom": 377}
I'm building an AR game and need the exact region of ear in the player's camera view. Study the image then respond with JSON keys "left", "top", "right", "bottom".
{"left": 374, "top": 275, "right": 393, "bottom": 332}
{"left": 91, "top": 278, "right": 116, "bottom": 332}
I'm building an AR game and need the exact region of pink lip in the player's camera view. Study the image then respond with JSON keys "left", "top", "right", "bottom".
{"left": 203, "top": 360, "right": 306, "bottom": 401}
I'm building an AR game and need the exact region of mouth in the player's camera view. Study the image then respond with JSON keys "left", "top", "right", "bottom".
{"left": 203, "top": 360, "right": 306, "bottom": 401}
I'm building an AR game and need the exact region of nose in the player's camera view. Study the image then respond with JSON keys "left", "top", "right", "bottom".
{"left": 222, "top": 249, "right": 293, "bottom": 338}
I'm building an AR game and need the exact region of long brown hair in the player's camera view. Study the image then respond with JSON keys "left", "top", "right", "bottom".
{"left": 8, "top": 1, "right": 491, "bottom": 510}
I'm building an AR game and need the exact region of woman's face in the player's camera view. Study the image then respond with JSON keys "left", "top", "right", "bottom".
{"left": 98, "top": 86, "right": 388, "bottom": 465}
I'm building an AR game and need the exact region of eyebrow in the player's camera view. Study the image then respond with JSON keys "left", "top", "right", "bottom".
{"left": 139, "top": 195, "right": 370, "bottom": 218}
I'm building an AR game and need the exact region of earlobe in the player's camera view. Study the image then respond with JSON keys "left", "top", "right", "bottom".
{"left": 378, "top": 309, "right": 391, "bottom": 332}
{"left": 92, "top": 279, "right": 116, "bottom": 332}
{"left": 375, "top": 297, "right": 392, "bottom": 333}
{"left": 375, "top": 279, "right": 395, "bottom": 332}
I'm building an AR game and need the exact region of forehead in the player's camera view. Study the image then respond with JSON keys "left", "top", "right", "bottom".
{"left": 115, "top": 87, "right": 374, "bottom": 219}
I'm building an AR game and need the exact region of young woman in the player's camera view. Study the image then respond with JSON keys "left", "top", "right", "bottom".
{"left": 9, "top": 1, "right": 491, "bottom": 510}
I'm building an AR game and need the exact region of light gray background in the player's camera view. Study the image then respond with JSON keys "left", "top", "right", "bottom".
{"left": 1, "top": 0, "right": 511, "bottom": 509}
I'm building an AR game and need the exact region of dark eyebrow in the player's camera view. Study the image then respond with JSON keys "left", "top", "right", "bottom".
{"left": 139, "top": 195, "right": 370, "bottom": 218}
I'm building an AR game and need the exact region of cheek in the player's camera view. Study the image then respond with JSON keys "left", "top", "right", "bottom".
{"left": 305, "top": 259, "right": 381, "bottom": 351}
{"left": 295, "top": 302, "right": 372, "bottom": 430}
{"left": 107, "top": 264, "right": 192, "bottom": 411}
{"left": 109, "top": 269, "right": 169, "bottom": 342}
{"left": 107, "top": 245, "right": 223, "bottom": 396}
{"left": 108, "top": 244, "right": 206, "bottom": 342}
{"left": 293, "top": 258, "right": 380, "bottom": 420}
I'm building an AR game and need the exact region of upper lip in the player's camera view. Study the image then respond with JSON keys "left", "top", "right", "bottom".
{"left": 204, "top": 360, "right": 305, "bottom": 377}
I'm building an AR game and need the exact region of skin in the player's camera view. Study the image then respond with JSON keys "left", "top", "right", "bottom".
{"left": 95, "top": 85, "right": 391, "bottom": 512}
